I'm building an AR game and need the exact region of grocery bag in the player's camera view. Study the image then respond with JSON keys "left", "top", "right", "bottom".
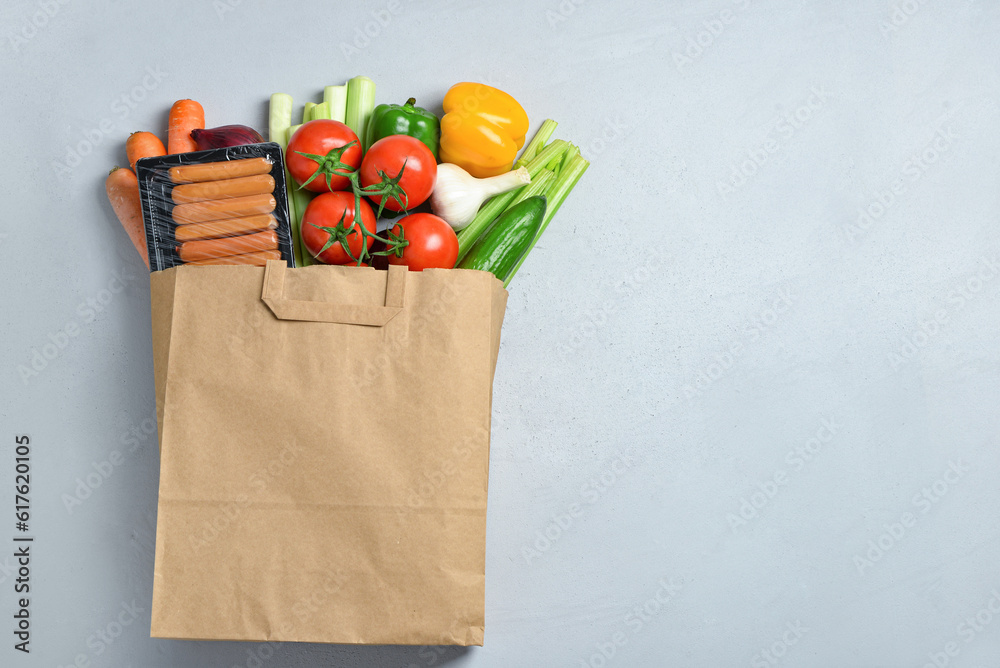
{"left": 149, "top": 260, "right": 507, "bottom": 645}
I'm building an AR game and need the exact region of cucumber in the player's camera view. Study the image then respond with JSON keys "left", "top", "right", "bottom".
{"left": 458, "top": 196, "right": 546, "bottom": 281}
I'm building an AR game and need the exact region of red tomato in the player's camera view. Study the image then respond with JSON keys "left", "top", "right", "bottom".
{"left": 300, "top": 191, "right": 376, "bottom": 264}
{"left": 386, "top": 213, "right": 458, "bottom": 271}
{"left": 286, "top": 120, "right": 361, "bottom": 192}
{"left": 360, "top": 135, "right": 437, "bottom": 212}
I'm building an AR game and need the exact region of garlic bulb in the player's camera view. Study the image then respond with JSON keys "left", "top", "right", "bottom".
{"left": 430, "top": 163, "right": 530, "bottom": 230}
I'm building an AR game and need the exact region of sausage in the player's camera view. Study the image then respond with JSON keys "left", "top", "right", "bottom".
{"left": 185, "top": 249, "right": 282, "bottom": 266}
{"left": 173, "top": 214, "right": 278, "bottom": 242}
{"left": 169, "top": 157, "right": 273, "bottom": 183}
{"left": 178, "top": 230, "right": 279, "bottom": 263}
{"left": 171, "top": 174, "right": 275, "bottom": 204}
{"left": 172, "top": 193, "right": 276, "bottom": 225}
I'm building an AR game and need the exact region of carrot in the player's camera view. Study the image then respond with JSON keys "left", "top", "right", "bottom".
{"left": 126, "top": 131, "right": 166, "bottom": 171}
{"left": 167, "top": 99, "right": 204, "bottom": 154}
{"left": 105, "top": 167, "right": 150, "bottom": 269}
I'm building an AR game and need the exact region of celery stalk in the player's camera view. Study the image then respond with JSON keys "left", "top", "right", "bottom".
{"left": 525, "top": 140, "right": 569, "bottom": 179}
{"left": 324, "top": 85, "right": 348, "bottom": 123}
{"left": 287, "top": 124, "right": 315, "bottom": 267}
{"left": 508, "top": 169, "right": 553, "bottom": 207}
{"left": 504, "top": 155, "right": 589, "bottom": 286}
{"left": 313, "top": 102, "right": 330, "bottom": 120}
{"left": 303, "top": 102, "right": 317, "bottom": 123}
{"left": 456, "top": 140, "right": 569, "bottom": 261}
{"left": 516, "top": 119, "right": 558, "bottom": 168}
{"left": 345, "top": 76, "right": 376, "bottom": 148}
{"left": 268, "top": 94, "right": 293, "bottom": 146}
{"left": 555, "top": 144, "right": 579, "bottom": 178}
{"left": 270, "top": 94, "right": 300, "bottom": 264}
{"left": 545, "top": 147, "right": 565, "bottom": 171}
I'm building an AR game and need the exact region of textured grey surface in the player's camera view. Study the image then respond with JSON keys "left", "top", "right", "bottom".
{"left": 2, "top": 0, "right": 1000, "bottom": 666}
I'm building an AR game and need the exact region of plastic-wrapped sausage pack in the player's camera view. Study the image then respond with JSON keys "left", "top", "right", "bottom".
{"left": 136, "top": 143, "right": 296, "bottom": 271}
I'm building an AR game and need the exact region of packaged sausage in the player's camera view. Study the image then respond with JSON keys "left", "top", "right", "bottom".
{"left": 136, "top": 143, "right": 296, "bottom": 271}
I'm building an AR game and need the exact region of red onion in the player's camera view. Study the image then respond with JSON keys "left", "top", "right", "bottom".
{"left": 190, "top": 125, "right": 265, "bottom": 150}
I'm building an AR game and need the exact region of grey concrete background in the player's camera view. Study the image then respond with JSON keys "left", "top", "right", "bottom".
{"left": 2, "top": 0, "right": 999, "bottom": 666}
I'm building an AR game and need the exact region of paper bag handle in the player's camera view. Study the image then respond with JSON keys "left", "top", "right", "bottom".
{"left": 261, "top": 260, "right": 405, "bottom": 326}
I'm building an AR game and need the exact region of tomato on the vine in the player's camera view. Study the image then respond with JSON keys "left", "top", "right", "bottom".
{"left": 300, "top": 191, "right": 377, "bottom": 264}
{"left": 360, "top": 135, "right": 437, "bottom": 212}
{"left": 385, "top": 213, "right": 458, "bottom": 271}
{"left": 287, "top": 120, "right": 362, "bottom": 192}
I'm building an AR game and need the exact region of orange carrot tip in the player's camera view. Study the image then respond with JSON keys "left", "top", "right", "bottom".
{"left": 167, "top": 99, "right": 205, "bottom": 155}
{"left": 126, "top": 131, "right": 166, "bottom": 171}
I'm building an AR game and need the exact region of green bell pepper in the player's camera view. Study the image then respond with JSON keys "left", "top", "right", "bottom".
{"left": 364, "top": 97, "right": 439, "bottom": 158}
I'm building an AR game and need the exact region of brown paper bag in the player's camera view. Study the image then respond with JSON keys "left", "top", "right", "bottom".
{"left": 149, "top": 261, "right": 507, "bottom": 645}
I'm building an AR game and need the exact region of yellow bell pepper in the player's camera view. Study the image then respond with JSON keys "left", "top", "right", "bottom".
{"left": 439, "top": 83, "right": 529, "bottom": 178}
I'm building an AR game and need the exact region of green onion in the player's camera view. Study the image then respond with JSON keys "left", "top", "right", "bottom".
{"left": 516, "top": 119, "right": 557, "bottom": 168}
{"left": 456, "top": 141, "right": 568, "bottom": 261}
{"left": 303, "top": 102, "right": 317, "bottom": 123}
{"left": 324, "top": 85, "right": 348, "bottom": 123}
{"left": 270, "top": 94, "right": 300, "bottom": 265}
{"left": 345, "top": 76, "right": 376, "bottom": 147}
{"left": 287, "top": 124, "right": 315, "bottom": 266}
{"left": 504, "top": 155, "right": 589, "bottom": 286}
